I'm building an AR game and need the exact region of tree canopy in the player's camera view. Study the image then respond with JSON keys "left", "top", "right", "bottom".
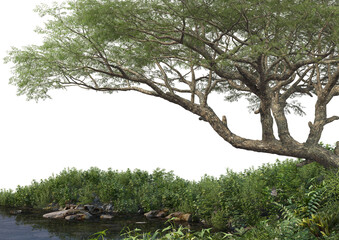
{"left": 5, "top": 0, "right": 339, "bottom": 167}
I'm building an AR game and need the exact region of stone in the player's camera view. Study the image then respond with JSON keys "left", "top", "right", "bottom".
{"left": 144, "top": 210, "right": 160, "bottom": 218}
{"left": 144, "top": 209, "right": 169, "bottom": 219}
{"left": 43, "top": 209, "right": 80, "bottom": 219}
{"left": 65, "top": 212, "right": 92, "bottom": 220}
{"left": 78, "top": 212, "right": 92, "bottom": 220}
{"left": 75, "top": 205, "right": 85, "bottom": 210}
{"left": 156, "top": 210, "right": 168, "bottom": 218}
{"left": 84, "top": 204, "right": 104, "bottom": 215}
{"left": 103, "top": 203, "right": 114, "bottom": 213}
{"left": 166, "top": 212, "right": 192, "bottom": 222}
{"left": 65, "top": 215, "right": 78, "bottom": 220}
{"left": 84, "top": 205, "right": 95, "bottom": 212}
{"left": 180, "top": 213, "right": 192, "bottom": 222}
{"left": 100, "top": 214, "right": 113, "bottom": 220}
{"left": 9, "top": 210, "right": 22, "bottom": 215}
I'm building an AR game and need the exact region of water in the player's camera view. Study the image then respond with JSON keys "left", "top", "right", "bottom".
{"left": 0, "top": 207, "right": 202, "bottom": 240}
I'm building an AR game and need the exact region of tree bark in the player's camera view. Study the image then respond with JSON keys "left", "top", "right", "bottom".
{"left": 171, "top": 98, "right": 339, "bottom": 168}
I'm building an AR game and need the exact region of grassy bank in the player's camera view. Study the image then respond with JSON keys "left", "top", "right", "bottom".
{"left": 1, "top": 157, "right": 339, "bottom": 239}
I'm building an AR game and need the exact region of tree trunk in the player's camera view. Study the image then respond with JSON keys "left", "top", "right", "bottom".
{"left": 199, "top": 105, "right": 339, "bottom": 168}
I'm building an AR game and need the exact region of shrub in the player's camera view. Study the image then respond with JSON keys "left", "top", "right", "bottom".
{"left": 0, "top": 156, "right": 338, "bottom": 238}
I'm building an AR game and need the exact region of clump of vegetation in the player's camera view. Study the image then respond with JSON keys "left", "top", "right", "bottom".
{"left": 1, "top": 156, "right": 339, "bottom": 239}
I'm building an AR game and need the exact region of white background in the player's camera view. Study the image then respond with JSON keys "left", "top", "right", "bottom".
{"left": 0, "top": 0, "right": 338, "bottom": 190}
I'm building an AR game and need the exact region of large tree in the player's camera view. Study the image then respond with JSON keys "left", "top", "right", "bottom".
{"left": 5, "top": 0, "right": 339, "bottom": 167}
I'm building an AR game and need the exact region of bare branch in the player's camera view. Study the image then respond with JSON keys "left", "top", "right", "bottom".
{"left": 325, "top": 116, "right": 339, "bottom": 125}
{"left": 156, "top": 61, "right": 175, "bottom": 95}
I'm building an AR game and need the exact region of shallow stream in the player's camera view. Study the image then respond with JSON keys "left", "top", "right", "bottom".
{"left": 0, "top": 207, "right": 201, "bottom": 240}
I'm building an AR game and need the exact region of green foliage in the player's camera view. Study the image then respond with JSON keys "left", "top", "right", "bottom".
{"left": 120, "top": 220, "right": 230, "bottom": 240}
{"left": 274, "top": 181, "right": 339, "bottom": 239}
{"left": 323, "top": 170, "right": 339, "bottom": 203}
{"left": 88, "top": 229, "right": 108, "bottom": 240}
{"left": 233, "top": 219, "right": 314, "bottom": 240}
{"left": 300, "top": 213, "right": 339, "bottom": 238}
{"left": 0, "top": 189, "right": 15, "bottom": 207}
{"left": 306, "top": 188, "right": 325, "bottom": 217}
{"left": 4, "top": 0, "right": 338, "bottom": 111}
{"left": 0, "top": 158, "right": 338, "bottom": 239}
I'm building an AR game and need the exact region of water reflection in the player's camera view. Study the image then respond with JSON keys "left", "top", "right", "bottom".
{"left": 0, "top": 207, "right": 201, "bottom": 240}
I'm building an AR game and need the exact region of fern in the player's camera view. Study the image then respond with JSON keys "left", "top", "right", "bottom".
{"left": 273, "top": 202, "right": 301, "bottom": 224}
{"left": 306, "top": 188, "right": 325, "bottom": 217}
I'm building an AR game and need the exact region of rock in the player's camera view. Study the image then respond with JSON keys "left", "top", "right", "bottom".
{"left": 100, "top": 214, "right": 113, "bottom": 220}
{"left": 180, "top": 213, "right": 192, "bottom": 222}
{"left": 156, "top": 210, "right": 168, "bottom": 218}
{"left": 166, "top": 212, "right": 192, "bottom": 222}
{"left": 79, "top": 212, "right": 92, "bottom": 220}
{"left": 44, "top": 209, "right": 92, "bottom": 220}
{"left": 9, "top": 210, "right": 22, "bottom": 215}
{"left": 75, "top": 205, "right": 85, "bottom": 211}
{"left": 144, "top": 209, "right": 169, "bottom": 219}
{"left": 43, "top": 202, "right": 117, "bottom": 220}
{"left": 65, "top": 212, "right": 92, "bottom": 221}
{"left": 144, "top": 210, "right": 159, "bottom": 218}
{"left": 63, "top": 204, "right": 77, "bottom": 210}
{"left": 84, "top": 204, "right": 104, "bottom": 215}
{"left": 84, "top": 205, "right": 95, "bottom": 212}
{"left": 43, "top": 209, "right": 80, "bottom": 219}
{"left": 103, "top": 203, "right": 114, "bottom": 213}
{"left": 65, "top": 215, "right": 78, "bottom": 220}
{"left": 137, "top": 206, "right": 144, "bottom": 215}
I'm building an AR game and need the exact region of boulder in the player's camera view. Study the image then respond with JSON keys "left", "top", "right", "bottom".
{"left": 84, "top": 205, "right": 95, "bottom": 212}
{"left": 43, "top": 202, "right": 117, "bottom": 221}
{"left": 84, "top": 204, "right": 104, "bottom": 215}
{"left": 166, "top": 212, "right": 192, "bottom": 222}
{"left": 43, "top": 209, "right": 80, "bottom": 219}
{"left": 156, "top": 210, "right": 168, "bottom": 218}
{"left": 43, "top": 209, "right": 92, "bottom": 220}
{"left": 65, "top": 212, "right": 92, "bottom": 220}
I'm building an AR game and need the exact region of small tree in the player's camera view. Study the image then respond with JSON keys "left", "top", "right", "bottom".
{"left": 5, "top": 0, "right": 339, "bottom": 167}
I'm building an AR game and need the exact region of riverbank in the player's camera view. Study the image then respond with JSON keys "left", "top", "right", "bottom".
{"left": 0, "top": 206, "right": 179, "bottom": 239}
{"left": 1, "top": 158, "right": 339, "bottom": 239}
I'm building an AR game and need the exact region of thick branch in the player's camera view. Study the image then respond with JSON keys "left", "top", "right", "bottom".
{"left": 271, "top": 94, "right": 294, "bottom": 143}
{"left": 258, "top": 98, "right": 276, "bottom": 142}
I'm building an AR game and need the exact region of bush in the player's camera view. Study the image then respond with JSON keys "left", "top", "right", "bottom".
{"left": 0, "top": 157, "right": 338, "bottom": 239}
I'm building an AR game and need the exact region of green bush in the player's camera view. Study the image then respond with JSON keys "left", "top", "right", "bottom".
{"left": 0, "top": 156, "right": 338, "bottom": 239}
